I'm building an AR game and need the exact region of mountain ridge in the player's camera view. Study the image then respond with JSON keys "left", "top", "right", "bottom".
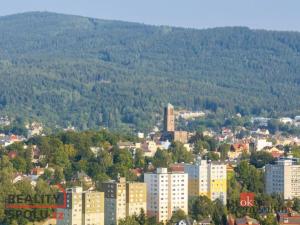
{"left": 1, "top": 12, "right": 300, "bottom": 131}
{"left": 2, "top": 11, "right": 300, "bottom": 33}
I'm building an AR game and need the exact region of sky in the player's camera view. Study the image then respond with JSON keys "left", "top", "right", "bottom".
{"left": 1, "top": 0, "right": 300, "bottom": 31}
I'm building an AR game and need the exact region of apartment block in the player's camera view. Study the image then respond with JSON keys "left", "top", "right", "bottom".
{"left": 144, "top": 168, "right": 188, "bottom": 224}
{"left": 265, "top": 157, "right": 300, "bottom": 199}
{"left": 57, "top": 187, "right": 104, "bottom": 225}
{"left": 82, "top": 191, "right": 105, "bottom": 225}
{"left": 101, "top": 177, "right": 147, "bottom": 225}
{"left": 57, "top": 187, "right": 83, "bottom": 225}
{"left": 184, "top": 158, "right": 227, "bottom": 205}
{"left": 126, "top": 182, "right": 147, "bottom": 216}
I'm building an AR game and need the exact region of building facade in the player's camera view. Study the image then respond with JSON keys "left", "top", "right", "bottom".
{"left": 82, "top": 191, "right": 105, "bottom": 225}
{"left": 101, "top": 177, "right": 147, "bottom": 225}
{"left": 265, "top": 158, "right": 300, "bottom": 199}
{"left": 184, "top": 158, "right": 227, "bottom": 205}
{"left": 57, "top": 187, "right": 105, "bottom": 225}
{"left": 126, "top": 182, "right": 147, "bottom": 217}
{"left": 173, "top": 131, "right": 188, "bottom": 144}
{"left": 57, "top": 187, "right": 83, "bottom": 225}
{"left": 144, "top": 168, "right": 188, "bottom": 224}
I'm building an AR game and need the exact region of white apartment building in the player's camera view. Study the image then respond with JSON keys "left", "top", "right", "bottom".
{"left": 184, "top": 158, "right": 227, "bottom": 205}
{"left": 265, "top": 158, "right": 300, "bottom": 199}
{"left": 144, "top": 168, "right": 188, "bottom": 224}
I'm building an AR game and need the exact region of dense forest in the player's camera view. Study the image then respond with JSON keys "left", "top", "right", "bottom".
{"left": 1, "top": 12, "right": 300, "bottom": 131}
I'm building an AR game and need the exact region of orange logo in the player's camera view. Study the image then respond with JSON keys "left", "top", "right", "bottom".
{"left": 240, "top": 192, "right": 255, "bottom": 207}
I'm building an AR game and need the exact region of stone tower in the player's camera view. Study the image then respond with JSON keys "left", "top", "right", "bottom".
{"left": 163, "top": 103, "right": 175, "bottom": 132}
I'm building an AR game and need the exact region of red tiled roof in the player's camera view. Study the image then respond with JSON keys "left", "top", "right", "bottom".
{"left": 170, "top": 163, "right": 185, "bottom": 172}
{"left": 8, "top": 151, "right": 17, "bottom": 159}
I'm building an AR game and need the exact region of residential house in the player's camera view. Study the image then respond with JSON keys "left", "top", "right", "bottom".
{"left": 0, "top": 116, "right": 11, "bottom": 126}
{"left": 175, "top": 219, "right": 195, "bottom": 225}
{"left": 27, "top": 122, "right": 43, "bottom": 138}
{"left": 117, "top": 141, "right": 137, "bottom": 150}
{"left": 31, "top": 167, "right": 45, "bottom": 176}
{"left": 12, "top": 173, "right": 26, "bottom": 184}
{"left": 71, "top": 171, "right": 93, "bottom": 187}
{"left": 279, "top": 117, "right": 293, "bottom": 124}
{"left": 228, "top": 143, "right": 249, "bottom": 160}
{"left": 235, "top": 216, "right": 260, "bottom": 225}
{"left": 8, "top": 151, "right": 18, "bottom": 159}
{"left": 277, "top": 211, "right": 300, "bottom": 225}
{"left": 130, "top": 168, "right": 143, "bottom": 178}
{"left": 141, "top": 140, "right": 158, "bottom": 157}
{"left": 198, "top": 218, "right": 213, "bottom": 225}
{"left": 173, "top": 131, "right": 188, "bottom": 144}
{"left": 263, "top": 146, "right": 284, "bottom": 158}
{"left": 255, "top": 139, "right": 273, "bottom": 151}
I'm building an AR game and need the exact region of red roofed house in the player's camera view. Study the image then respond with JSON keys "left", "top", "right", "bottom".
{"left": 264, "top": 147, "right": 284, "bottom": 159}
{"left": 235, "top": 216, "right": 260, "bottom": 225}
{"left": 228, "top": 144, "right": 249, "bottom": 160}
{"left": 9, "top": 134, "right": 19, "bottom": 142}
{"left": 31, "top": 167, "right": 45, "bottom": 176}
{"left": 278, "top": 211, "right": 300, "bottom": 225}
{"left": 8, "top": 151, "right": 17, "bottom": 159}
{"left": 131, "top": 168, "right": 143, "bottom": 177}
{"left": 227, "top": 215, "right": 235, "bottom": 225}
{"left": 170, "top": 163, "right": 185, "bottom": 172}
{"left": 231, "top": 143, "right": 249, "bottom": 153}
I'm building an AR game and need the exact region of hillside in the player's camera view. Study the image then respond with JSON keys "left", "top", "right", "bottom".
{"left": 1, "top": 12, "right": 300, "bottom": 130}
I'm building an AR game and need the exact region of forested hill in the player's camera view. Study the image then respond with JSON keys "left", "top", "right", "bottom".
{"left": 1, "top": 12, "right": 300, "bottom": 131}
